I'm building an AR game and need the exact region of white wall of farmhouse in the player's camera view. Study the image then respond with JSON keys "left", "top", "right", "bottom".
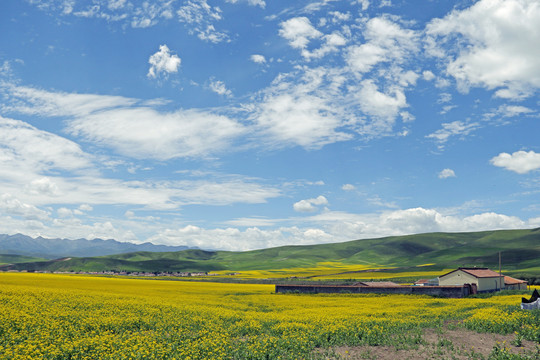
{"left": 439, "top": 270, "right": 503, "bottom": 292}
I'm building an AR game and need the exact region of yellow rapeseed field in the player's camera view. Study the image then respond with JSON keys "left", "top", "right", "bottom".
{"left": 0, "top": 273, "right": 538, "bottom": 359}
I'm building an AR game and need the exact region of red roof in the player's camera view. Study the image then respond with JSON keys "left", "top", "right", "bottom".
{"left": 504, "top": 276, "right": 527, "bottom": 285}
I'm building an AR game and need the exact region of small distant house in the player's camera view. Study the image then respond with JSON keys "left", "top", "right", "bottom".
{"left": 414, "top": 278, "right": 439, "bottom": 286}
{"left": 504, "top": 276, "right": 528, "bottom": 290}
{"left": 439, "top": 267, "right": 526, "bottom": 292}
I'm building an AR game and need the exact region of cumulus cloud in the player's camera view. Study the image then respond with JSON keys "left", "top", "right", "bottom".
{"left": 279, "top": 17, "right": 348, "bottom": 59}
{"left": 490, "top": 150, "right": 540, "bottom": 174}
{"left": 253, "top": 15, "right": 422, "bottom": 148}
{"left": 438, "top": 168, "right": 456, "bottom": 179}
{"left": 147, "top": 45, "right": 181, "bottom": 79}
{"left": 279, "top": 17, "right": 322, "bottom": 50}
{"left": 346, "top": 16, "right": 418, "bottom": 74}
{"left": 342, "top": 184, "right": 356, "bottom": 191}
{"left": 293, "top": 195, "right": 328, "bottom": 212}
{"left": 426, "top": 0, "right": 540, "bottom": 99}
{"left": 250, "top": 54, "right": 266, "bottom": 64}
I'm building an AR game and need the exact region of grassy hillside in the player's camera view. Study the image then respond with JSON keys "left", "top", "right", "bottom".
{"left": 2, "top": 228, "right": 540, "bottom": 277}
{"left": 0, "top": 254, "right": 47, "bottom": 265}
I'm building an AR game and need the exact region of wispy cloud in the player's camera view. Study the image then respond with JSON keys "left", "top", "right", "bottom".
{"left": 2, "top": 84, "right": 245, "bottom": 160}
{"left": 177, "top": 0, "right": 228, "bottom": 43}
{"left": 426, "top": 120, "right": 480, "bottom": 148}
{"left": 209, "top": 79, "right": 233, "bottom": 97}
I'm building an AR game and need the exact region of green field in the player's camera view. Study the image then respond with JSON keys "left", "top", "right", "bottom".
{"left": 2, "top": 229, "right": 540, "bottom": 282}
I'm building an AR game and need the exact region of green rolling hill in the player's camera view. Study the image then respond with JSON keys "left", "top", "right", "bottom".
{"left": 2, "top": 228, "right": 540, "bottom": 278}
{"left": 0, "top": 254, "right": 47, "bottom": 265}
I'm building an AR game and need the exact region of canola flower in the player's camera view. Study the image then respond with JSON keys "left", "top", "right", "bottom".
{"left": 0, "top": 273, "right": 538, "bottom": 359}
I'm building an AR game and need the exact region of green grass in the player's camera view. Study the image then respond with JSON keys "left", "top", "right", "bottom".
{"left": 2, "top": 228, "right": 540, "bottom": 276}
{"left": 0, "top": 254, "right": 47, "bottom": 265}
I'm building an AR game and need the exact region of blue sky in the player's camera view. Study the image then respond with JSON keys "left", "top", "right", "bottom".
{"left": 1, "top": 0, "right": 539, "bottom": 251}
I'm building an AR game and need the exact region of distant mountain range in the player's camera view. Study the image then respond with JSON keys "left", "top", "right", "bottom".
{"left": 0, "top": 233, "right": 191, "bottom": 259}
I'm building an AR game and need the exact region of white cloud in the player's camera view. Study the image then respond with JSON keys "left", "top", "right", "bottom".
{"left": 279, "top": 17, "right": 322, "bottom": 50}
{"left": 254, "top": 90, "right": 352, "bottom": 149}
{"left": 2, "top": 85, "right": 245, "bottom": 160}
{"left": 209, "top": 79, "right": 232, "bottom": 97}
{"left": 490, "top": 150, "right": 540, "bottom": 174}
{"left": 144, "top": 206, "right": 535, "bottom": 251}
{"left": 79, "top": 204, "right": 93, "bottom": 212}
{"left": 302, "top": 0, "right": 339, "bottom": 13}
{"left": 353, "top": 0, "right": 370, "bottom": 11}
{"left": 107, "top": 0, "right": 126, "bottom": 10}
{"left": 426, "top": 0, "right": 540, "bottom": 99}
{"left": 148, "top": 225, "right": 334, "bottom": 250}
{"left": 250, "top": 54, "right": 266, "bottom": 64}
{"left": 1, "top": 84, "right": 138, "bottom": 118}
{"left": 177, "top": 0, "right": 228, "bottom": 43}
{"left": 438, "top": 168, "right": 456, "bottom": 179}
{"left": 346, "top": 16, "right": 418, "bottom": 74}
{"left": 225, "top": 0, "right": 266, "bottom": 8}
{"left": 0, "top": 193, "right": 50, "bottom": 221}
{"left": 253, "top": 17, "right": 420, "bottom": 148}
{"left": 57, "top": 207, "right": 73, "bottom": 218}
{"left": 293, "top": 195, "right": 328, "bottom": 213}
{"left": 356, "top": 80, "right": 407, "bottom": 132}
{"left": 27, "top": 177, "right": 60, "bottom": 196}
{"left": 342, "top": 184, "right": 356, "bottom": 191}
{"left": 426, "top": 120, "right": 480, "bottom": 146}
{"left": 68, "top": 107, "right": 245, "bottom": 160}
{"left": 147, "top": 45, "right": 181, "bottom": 79}
{"left": 0, "top": 116, "right": 93, "bottom": 175}
{"left": 496, "top": 105, "right": 533, "bottom": 118}
{"left": 422, "top": 70, "right": 435, "bottom": 81}
{"left": 66, "top": 0, "right": 175, "bottom": 28}
{"left": 307, "top": 207, "right": 530, "bottom": 243}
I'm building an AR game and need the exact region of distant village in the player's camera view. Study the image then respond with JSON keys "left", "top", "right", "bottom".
{"left": 1, "top": 269, "right": 231, "bottom": 277}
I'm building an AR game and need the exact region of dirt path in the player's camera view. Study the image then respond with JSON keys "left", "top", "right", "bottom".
{"left": 329, "top": 327, "right": 539, "bottom": 359}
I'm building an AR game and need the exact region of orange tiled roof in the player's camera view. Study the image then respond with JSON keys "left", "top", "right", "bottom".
{"left": 504, "top": 276, "right": 527, "bottom": 285}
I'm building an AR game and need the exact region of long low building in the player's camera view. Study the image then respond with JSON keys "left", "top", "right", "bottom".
{"left": 275, "top": 284, "right": 475, "bottom": 298}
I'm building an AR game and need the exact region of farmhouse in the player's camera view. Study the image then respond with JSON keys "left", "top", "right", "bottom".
{"left": 438, "top": 268, "right": 527, "bottom": 292}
